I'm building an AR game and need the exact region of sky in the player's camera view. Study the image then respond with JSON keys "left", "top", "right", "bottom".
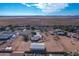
{"left": 0, "top": 3, "right": 79, "bottom": 16}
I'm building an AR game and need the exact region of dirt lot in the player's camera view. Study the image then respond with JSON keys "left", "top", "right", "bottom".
{"left": 43, "top": 32, "right": 79, "bottom": 52}
{"left": 0, "top": 32, "right": 79, "bottom": 56}
{"left": 8, "top": 32, "right": 79, "bottom": 53}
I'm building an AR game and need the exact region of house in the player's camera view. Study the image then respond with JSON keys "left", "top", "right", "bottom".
{"left": 53, "top": 29, "right": 66, "bottom": 35}
{"left": 67, "top": 32, "right": 78, "bottom": 39}
{"left": 72, "top": 33, "right": 79, "bottom": 39}
{"left": 75, "top": 29, "right": 79, "bottom": 33}
{"left": 0, "top": 32, "right": 16, "bottom": 41}
{"left": 30, "top": 31, "right": 42, "bottom": 42}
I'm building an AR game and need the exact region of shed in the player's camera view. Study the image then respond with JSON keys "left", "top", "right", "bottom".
{"left": 30, "top": 43, "right": 46, "bottom": 53}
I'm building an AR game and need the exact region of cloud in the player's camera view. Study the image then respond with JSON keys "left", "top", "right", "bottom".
{"left": 34, "top": 3, "right": 69, "bottom": 14}
{"left": 21, "top": 3, "right": 69, "bottom": 14}
{"left": 22, "top": 3, "right": 32, "bottom": 7}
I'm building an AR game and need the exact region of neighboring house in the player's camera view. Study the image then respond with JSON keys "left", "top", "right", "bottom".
{"left": 67, "top": 32, "right": 79, "bottom": 39}
{"left": 0, "top": 32, "right": 16, "bottom": 41}
{"left": 75, "top": 29, "right": 79, "bottom": 33}
{"left": 53, "top": 29, "right": 66, "bottom": 35}
{"left": 30, "top": 31, "right": 42, "bottom": 42}
{"left": 73, "top": 33, "right": 79, "bottom": 39}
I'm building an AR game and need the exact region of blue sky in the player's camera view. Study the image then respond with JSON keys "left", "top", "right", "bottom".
{"left": 0, "top": 3, "right": 79, "bottom": 16}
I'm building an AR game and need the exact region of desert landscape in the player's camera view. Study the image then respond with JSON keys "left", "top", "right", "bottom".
{"left": 0, "top": 16, "right": 79, "bottom": 56}
{"left": 0, "top": 16, "right": 79, "bottom": 25}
